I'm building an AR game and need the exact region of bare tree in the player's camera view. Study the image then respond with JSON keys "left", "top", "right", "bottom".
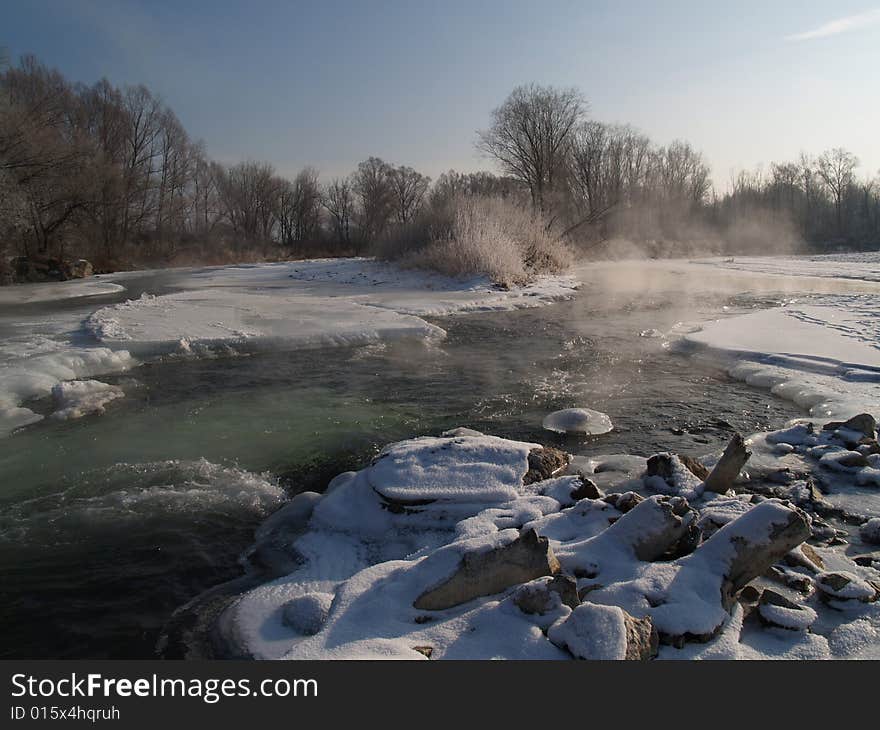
{"left": 216, "top": 161, "right": 279, "bottom": 241}
{"left": 322, "top": 177, "right": 354, "bottom": 250}
{"left": 276, "top": 167, "right": 322, "bottom": 247}
{"left": 817, "top": 147, "right": 858, "bottom": 239}
{"left": 477, "top": 84, "right": 585, "bottom": 214}
{"left": 351, "top": 156, "right": 393, "bottom": 248}
{"left": 388, "top": 165, "right": 430, "bottom": 224}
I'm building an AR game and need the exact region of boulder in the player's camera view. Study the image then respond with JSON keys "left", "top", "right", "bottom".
{"left": 60, "top": 258, "right": 93, "bottom": 280}
{"left": 570, "top": 478, "right": 602, "bottom": 501}
{"left": 603, "top": 491, "right": 644, "bottom": 513}
{"left": 523, "top": 446, "right": 570, "bottom": 485}
{"left": 703, "top": 433, "right": 751, "bottom": 493}
{"left": 548, "top": 603, "right": 657, "bottom": 660}
{"left": 413, "top": 529, "right": 561, "bottom": 611}
{"left": 717, "top": 501, "right": 811, "bottom": 605}
{"left": 513, "top": 575, "right": 579, "bottom": 614}
{"left": 823, "top": 413, "right": 876, "bottom": 439}
{"left": 679, "top": 454, "right": 710, "bottom": 480}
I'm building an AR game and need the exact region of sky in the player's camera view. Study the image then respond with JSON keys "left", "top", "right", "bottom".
{"left": 3, "top": 0, "right": 879, "bottom": 190}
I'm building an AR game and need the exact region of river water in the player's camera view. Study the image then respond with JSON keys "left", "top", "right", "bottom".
{"left": 0, "top": 261, "right": 867, "bottom": 658}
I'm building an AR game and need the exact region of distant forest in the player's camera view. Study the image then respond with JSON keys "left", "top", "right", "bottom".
{"left": 1, "top": 53, "right": 879, "bottom": 276}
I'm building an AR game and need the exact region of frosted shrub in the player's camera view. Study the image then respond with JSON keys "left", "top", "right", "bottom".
{"left": 380, "top": 195, "right": 571, "bottom": 287}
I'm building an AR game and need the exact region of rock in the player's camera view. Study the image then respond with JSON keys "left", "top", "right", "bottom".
{"left": 829, "top": 413, "right": 876, "bottom": 439}
{"left": 843, "top": 413, "right": 877, "bottom": 439}
{"left": 570, "top": 478, "right": 602, "bottom": 500}
{"left": 680, "top": 455, "right": 710, "bottom": 480}
{"left": 10, "top": 255, "right": 93, "bottom": 283}
{"left": 765, "top": 565, "right": 813, "bottom": 594}
{"left": 542, "top": 408, "right": 613, "bottom": 436}
{"left": 834, "top": 451, "right": 870, "bottom": 469}
{"left": 281, "top": 592, "right": 334, "bottom": 635}
{"left": 645, "top": 452, "right": 704, "bottom": 485}
{"left": 703, "top": 433, "right": 751, "bottom": 493}
{"left": 60, "top": 258, "right": 93, "bottom": 280}
{"left": 757, "top": 589, "right": 817, "bottom": 630}
{"left": 575, "top": 495, "right": 697, "bottom": 569}
{"left": 413, "top": 529, "right": 560, "bottom": 611}
{"left": 859, "top": 517, "right": 880, "bottom": 545}
{"left": 513, "top": 575, "right": 579, "bottom": 614}
{"left": 412, "top": 646, "right": 433, "bottom": 658}
{"left": 739, "top": 585, "right": 761, "bottom": 603}
{"left": 523, "top": 446, "right": 570, "bottom": 485}
{"left": 715, "top": 501, "right": 811, "bottom": 606}
{"left": 815, "top": 571, "right": 879, "bottom": 603}
{"left": 853, "top": 552, "right": 880, "bottom": 568}
{"left": 857, "top": 438, "right": 880, "bottom": 456}
{"left": 603, "top": 491, "right": 644, "bottom": 513}
{"left": 548, "top": 603, "right": 657, "bottom": 660}
{"left": 622, "top": 613, "right": 659, "bottom": 660}
{"left": 784, "top": 543, "right": 825, "bottom": 572}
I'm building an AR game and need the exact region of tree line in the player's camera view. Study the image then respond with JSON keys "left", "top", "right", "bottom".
{"left": 1, "top": 56, "right": 878, "bottom": 276}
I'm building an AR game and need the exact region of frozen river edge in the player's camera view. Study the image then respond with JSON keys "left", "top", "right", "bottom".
{"left": 3, "top": 253, "right": 880, "bottom": 659}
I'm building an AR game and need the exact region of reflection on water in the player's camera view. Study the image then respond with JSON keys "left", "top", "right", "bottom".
{"left": 3, "top": 260, "right": 869, "bottom": 658}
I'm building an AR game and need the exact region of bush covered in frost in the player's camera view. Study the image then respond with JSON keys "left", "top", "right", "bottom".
{"left": 376, "top": 195, "right": 572, "bottom": 287}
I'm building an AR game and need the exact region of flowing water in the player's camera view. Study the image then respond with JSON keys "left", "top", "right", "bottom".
{"left": 2, "top": 262, "right": 870, "bottom": 658}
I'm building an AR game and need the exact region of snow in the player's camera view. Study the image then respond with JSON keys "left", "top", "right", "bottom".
{"left": 0, "top": 258, "right": 577, "bottom": 438}
{"left": 547, "top": 603, "right": 629, "bottom": 659}
{"left": 0, "top": 347, "right": 136, "bottom": 437}
{"left": 368, "top": 435, "right": 538, "bottom": 503}
{"left": 85, "top": 259, "right": 578, "bottom": 356}
{"left": 861, "top": 517, "right": 880, "bottom": 545}
{"left": 50, "top": 379, "right": 124, "bottom": 420}
{"left": 542, "top": 408, "right": 613, "bottom": 436}
{"left": 697, "top": 251, "right": 880, "bottom": 284}
{"left": 219, "top": 427, "right": 878, "bottom": 660}
{"left": 685, "top": 297, "right": 880, "bottom": 422}
{"left": 757, "top": 601, "right": 817, "bottom": 631}
{"left": 0, "top": 279, "right": 124, "bottom": 305}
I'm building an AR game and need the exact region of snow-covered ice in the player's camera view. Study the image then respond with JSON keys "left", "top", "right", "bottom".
{"left": 50, "top": 379, "right": 124, "bottom": 420}
{"left": 84, "top": 260, "right": 578, "bottom": 355}
{"left": 685, "top": 296, "right": 880, "bottom": 421}
{"left": 542, "top": 408, "right": 613, "bottom": 435}
{"left": 0, "top": 278, "right": 123, "bottom": 305}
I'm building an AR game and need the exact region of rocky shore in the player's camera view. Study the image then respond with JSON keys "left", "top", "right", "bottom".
{"left": 209, "top": 416, "right": 880, "bottom": 660}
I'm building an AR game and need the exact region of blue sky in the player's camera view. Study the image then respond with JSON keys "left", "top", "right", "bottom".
{"left": 3, "top": 1, "right": 879, "bottom": 189}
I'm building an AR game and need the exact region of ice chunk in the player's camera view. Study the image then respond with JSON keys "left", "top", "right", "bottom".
{"left": 542, "top": 408, "right": 613, "bottom": 436}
